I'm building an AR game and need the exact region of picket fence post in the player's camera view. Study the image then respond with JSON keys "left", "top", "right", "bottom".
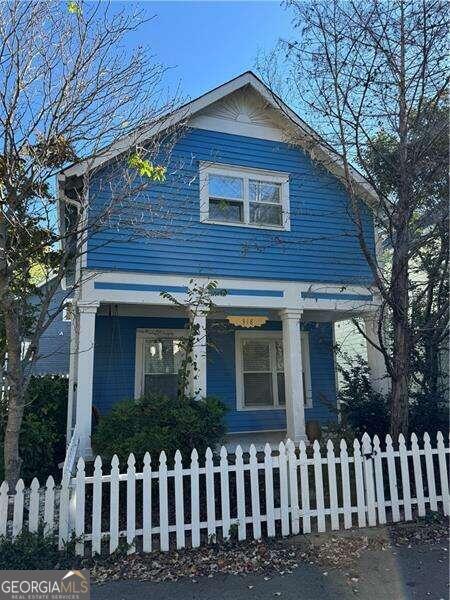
{"left": 313, "top": 441, "right": 325, "bottom": 532}
{"left": 159, "top": 451, "right": 169, "bottom": 551}
{"left": 219, "top": 446, "right": 231, "bottom": 541}
{"left": 44, "top": 476, "right": 55, "bottom": 535}
{"left": 299, "top": 440, "right": 311, "bottom": 534}
{"left": 174, "top": 450, "right": 185, "bottom": 550}
{"left": 109, "top": 454, "right": 120, "bottom": 554}
{"left": 75, "top": 457, "right": 85, "bottom": 556}
{"left": 264, "top": 443, "right": 275, "bottom": 537}
{"left": 353, "top": 439, "right": 367, "bottom": 527}
{"left": 372, "top": 436, "right": 386, "bottom": 525}
{"left": 92, "top": 456, "right": 103, "bottom": 555}
{"left": 142, "top": 452, "right": 152, "bottom": 553}
{"left": 326, "top": 440, "right": 339, "bottom": 531}
{"left": 190, "top": 448, "right": 200, "bottom": 548}
{"left": 287, "top": 440, "right": 300, "bottom": 535}
{"left": 28, "top": 478, "right": 40, "bottom": 533}
{"left": 249, "top": 444, "right": 262, "bottom": 539}
{"left": 205, "top": 447, "right": 216, "bottom": 541}
{"left": 411, "top": 433, "right": 425, "bottom": 517}
{"left": 12, "top": 479, "right": 24, "bottom": 539}
{"left": 399, "top": 434, "right": 412, "bottom": 521}
{"left": 339, "top": 439, "right": 352, "bottom": 529}
{"left": 423, "top": 433, "right": 437, "bottom": 512}
{"left": 279, "top": 441, "right": 290, "bottom": 536}
{"left": 0, "top": 481, "right": 8, "bottom": 537}
{"left": 385, "top": 434, "right": 400, "bottom": 522}
{"left": 235, "top": 445, "right": 246, "bottom": 541}
{"left": 362, "top": 433, "right": 377, "bottom": 526}
{"left": 437, "top": 432, "right": 449, "bottom": 515}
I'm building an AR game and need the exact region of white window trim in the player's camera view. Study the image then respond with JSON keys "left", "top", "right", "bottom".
{"left": 235, "top": 330, "right": 312, "bottom": 411}
{"left": 199, "top": 162, "right": 290, "bottom": 231}
{"left": 134, "top": 328, "right": 187, "bottom": 399}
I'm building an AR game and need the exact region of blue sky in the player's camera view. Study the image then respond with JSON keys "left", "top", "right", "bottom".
{"left": 120, "top": 1, "right": 294, "bottom": 101}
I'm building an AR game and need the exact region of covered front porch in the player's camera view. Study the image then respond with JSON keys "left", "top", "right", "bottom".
{"left": 68, "top": 273, "right": 386, "bottom": 458}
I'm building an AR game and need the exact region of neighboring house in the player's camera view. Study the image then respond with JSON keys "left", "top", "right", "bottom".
{"left": 59, "top": 72, "right": 385, "bottom": 457}
{"left": 26, "top": 280, "right": 71, "bottom": 376}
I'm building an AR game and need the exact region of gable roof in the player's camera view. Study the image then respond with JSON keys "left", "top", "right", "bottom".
{"left": 60, "top": 71, "right": 377, "bottom": 205}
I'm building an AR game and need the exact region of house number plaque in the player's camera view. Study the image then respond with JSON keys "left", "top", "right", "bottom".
{"left": 227, "top": 315, "right": 268, "bottom": 328}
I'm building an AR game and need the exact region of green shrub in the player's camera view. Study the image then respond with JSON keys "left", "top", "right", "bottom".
{"left": 0, "top": 375, "right": 68, "bottom": 483}
{"left": 92, "top": 394, "right": 227, "bottom": 465}
{"left": 0, "top": 528, "right": 78, "bottom": 570}
{"left": 330, "top": 354, "right": 448, "bottom": 440}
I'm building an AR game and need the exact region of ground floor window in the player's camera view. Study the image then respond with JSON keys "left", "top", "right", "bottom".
{"left": 135, "top": 329, "right": 185, "bottom": 398}
{"left": 236, "top": 331, "right": 312, "bottom": 410}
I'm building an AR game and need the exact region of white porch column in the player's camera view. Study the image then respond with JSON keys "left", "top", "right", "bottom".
{"left": 281, "top": 309, "right": 306, "bottom": 443}
{"left": 190, "top": 311, "right": 207, "bottom": 399}
{"left": 364, "top": 314, "right": 390, "bottom": 395}
{"left": 76, "top": 301, "right": 99, "bottom": 457}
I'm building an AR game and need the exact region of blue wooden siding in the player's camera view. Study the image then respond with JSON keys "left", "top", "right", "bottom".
{"left": 31, "top": 286, "right": 71, "bottom": 375}
{"left": 92, "top": 315, "right": 337, "bottom": 431}
{"left": 87, "top": 128, "right": 375, "bottom": 285}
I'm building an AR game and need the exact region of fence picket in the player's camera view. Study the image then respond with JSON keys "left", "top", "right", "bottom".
{"left": 249, "top": 444, "right": 262, "bottom": 539}
{"left": 58, "top": 475, "right": 71, "bottom": 549}
{"left": 159, "top": 451, "right": 169, "bottom": 551}
{"left": 399, "top": 434, "right": 412, "bottom": 521}
{"left": 174, "top": 450, "right": 185, "bottom": 549}
{"left": 205, "top": 447, "right": 216, "bottom": 542}
{"left": 12, "top": 479, "right": 24, "bottom": 539}
{"left": 313, "top": 441, "right": 325, "bottom": 532}
{"left": 44, "top": 476, "right": 55, "bottom": 535}
{"left": 411, "top": 433, "right": 425, "bottom": 517}
{"left": 92, "top": 456, "right": 103, "bottom": 555}
{"left": 279, "top": 442, "right": 290, "bottom": 536}
{"left": 220, "top": 446, "right": 231, "bottom": 540}
{"left": 372, "top": 436, "right": 386, "bottom": 525}
{"left": 75, "top": 457, "right": 86, "bottom": 556}
{"left": 109, "top": 455, "right": 120, "bottom": 554}
{"left": 235, "top": 445, "right": 246, "bottom": 541}
{"left": 142, "top": 452, "right": 152, "bottom": 553}
{"left": 190, "top": 449, "right": 200, "bottom": 548}
{"left": 436, "top": 432, "right": 449, "bottom": 516}
{"left": 0, "top": 481, "right": 8, "bottom": 537}
{"left": 28, "top": 478, "right": 40, "bottom": 533}
{"left": 326, "top": 440, "right": 339, "bottom": 530}
{"left": 423, "top": 433, "right": 437, "bottom": 512}
{"left": 287, "top": 440, "right": 300, "bottom": 535}
{"left": 353, "top": 440, "right": 367, "bottom": 528}
{"left": 299, "top": 440, "right": 311, "bottom": 534}
{"left": 264, "top": 443, "right": 275, "bottom": 537}
{"left": 126, "top": 454, "right": 136, "bottom": 554}
{"left": 362, "top": 434, "right": 377, "bottom": 526}
{"left": 339, "top": 440, "right": 352, "bottom": 529}
{"left": 385, "top": 435, "right": 400, "bottom": 522}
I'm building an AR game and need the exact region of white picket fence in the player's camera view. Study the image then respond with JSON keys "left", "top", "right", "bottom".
{"left": 0, "top": 432, "right": 449, "bottom": 556}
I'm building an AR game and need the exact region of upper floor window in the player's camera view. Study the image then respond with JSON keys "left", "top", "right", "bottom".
{"left": 199, "top": 163, "right": 290, "bottom": 230}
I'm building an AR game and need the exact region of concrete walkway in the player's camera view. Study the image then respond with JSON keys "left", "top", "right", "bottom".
{"left": 92, "top": 541, "right": 449, "bottom": 600}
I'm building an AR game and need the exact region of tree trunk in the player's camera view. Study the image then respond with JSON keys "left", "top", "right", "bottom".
{"left": 3, "top": 305, "right": 24, "bottom": 488}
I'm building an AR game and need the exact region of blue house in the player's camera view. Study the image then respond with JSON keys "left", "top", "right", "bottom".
{"left": 59, "top": 72, "right": 385, "bottom": 457}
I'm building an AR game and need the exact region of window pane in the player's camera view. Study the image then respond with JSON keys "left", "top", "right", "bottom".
{"left": 244, "top": 372, "right": 273, "bottom": 406}
{"left": 249, "top": 180, "right": 281, "bottom": 204}
{"left": 277, "top": 372, "right": 285, "bottom": 405}
{"left": 209, "top": 198, "right": 243, "bottom": 223}
{"left": 275, "top": 341, "right": 284, "bottom": 372}
{"left": 209, "top": 174, "right": 243, "bottom": 199}
{"left": 242, "top": 340, "right": 271, "bottom": 371}
{"left": 144, "top": 374, "right": 178, "bottom": 398}
{"left": 144, "top": 339, "right": 183, "bottom": 374}
{"left": 250, "top": 203, "right": 282, "bottom": 226}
